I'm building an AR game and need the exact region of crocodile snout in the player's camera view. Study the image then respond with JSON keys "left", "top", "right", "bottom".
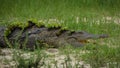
{"left": 99, "top": 34, "right": 109, "bottom": 38}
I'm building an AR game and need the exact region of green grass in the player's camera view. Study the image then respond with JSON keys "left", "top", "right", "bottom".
{"left": 0, "top": 0, "right": 120, "bottom": 22}
{"left": 0, "top": 0, "right": 120, "bottom": 68}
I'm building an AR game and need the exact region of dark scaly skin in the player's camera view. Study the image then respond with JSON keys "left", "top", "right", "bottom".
{"left": 0, "top": 21, "right": 108, "bottom": 50}
{"left": 0, "top": 26, "right": 7, "bottom": 47}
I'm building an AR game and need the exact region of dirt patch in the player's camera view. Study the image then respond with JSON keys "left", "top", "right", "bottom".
{"left": 0, "top": 48, "right": 92, "bottom": 68}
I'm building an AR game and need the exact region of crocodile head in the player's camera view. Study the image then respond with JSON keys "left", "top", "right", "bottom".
{"left": 68, "top": 31, "right": 109, "bottom": 43}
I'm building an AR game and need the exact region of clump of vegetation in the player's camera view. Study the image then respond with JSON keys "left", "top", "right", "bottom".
{"left": 12, "top": 49, "right": 45, "bottom": 68}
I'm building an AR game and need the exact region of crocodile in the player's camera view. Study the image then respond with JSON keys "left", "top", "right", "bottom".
{"left": 0, "top": 21, "right": 108, "bottom": 50}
